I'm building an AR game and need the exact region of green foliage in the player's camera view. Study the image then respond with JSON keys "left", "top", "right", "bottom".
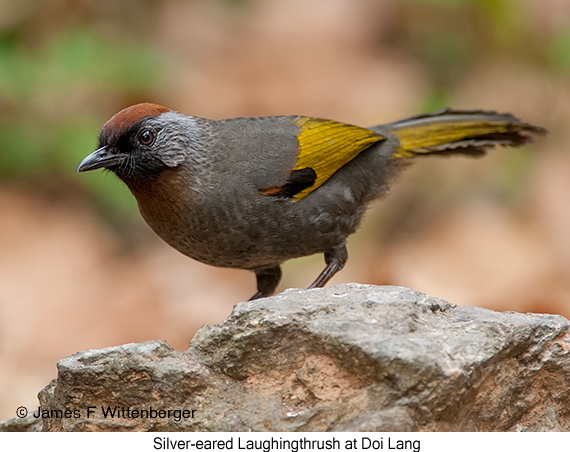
{"left": 405, "top": 0, "right": 468, "bottom": 7}
{"left": 0, "top": 24, "right": 164, "bottom": 217}
{"left": 0, "top": 28, "right": 161, "bottom": 105}
{"left": 419, "top": 87, "right": 452, "bottom": 113}
{"left": 0, "top": 117, "right": 43, "bottom": 177}
{"left": 549, "top": 28, "right": 570, "bottom": 73}
{"left": 396, "top": 0, "right": 539, "bottom": 111}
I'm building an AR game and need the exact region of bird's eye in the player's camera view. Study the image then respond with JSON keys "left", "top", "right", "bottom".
{"left": 139, "top": 130, "right": 155, "bottom": 146}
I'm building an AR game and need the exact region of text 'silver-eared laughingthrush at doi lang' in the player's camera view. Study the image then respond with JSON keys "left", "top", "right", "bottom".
{"left": 77, "top": 104, "right": 546, "bottom": 300}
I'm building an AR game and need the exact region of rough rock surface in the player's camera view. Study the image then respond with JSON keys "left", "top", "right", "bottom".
{"left": 0, "top": 412, "right": 42, "bottom": 432}
{"left": 6, "top": 284, "right": 570, "bottom": 431}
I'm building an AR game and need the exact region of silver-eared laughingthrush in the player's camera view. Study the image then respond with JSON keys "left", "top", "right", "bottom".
{"left": 77, "top": 104, "right": 546, "bottom": 300}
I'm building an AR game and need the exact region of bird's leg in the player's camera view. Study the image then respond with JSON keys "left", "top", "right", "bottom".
{"left": 308, "top": 243, "right": 348, "bottom": 289}
{"left": 249, "top": 265, "right": 282, "bottom": 300}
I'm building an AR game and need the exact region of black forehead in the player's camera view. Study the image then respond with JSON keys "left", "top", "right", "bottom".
{"left": 97, "top": 118, "right": 147, "bottom": 149}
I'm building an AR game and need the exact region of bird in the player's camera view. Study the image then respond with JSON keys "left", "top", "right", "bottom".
{"left": 77, "top": 104, "right": 546, "bottom": 300}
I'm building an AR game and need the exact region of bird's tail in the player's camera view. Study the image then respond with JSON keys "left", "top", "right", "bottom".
{"left": 381, "top": 108, "right": 546, "bottom": 159}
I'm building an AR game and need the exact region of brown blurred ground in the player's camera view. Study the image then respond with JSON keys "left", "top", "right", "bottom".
{"left": 1, "top": 0, "right": 570, "bottom": 420}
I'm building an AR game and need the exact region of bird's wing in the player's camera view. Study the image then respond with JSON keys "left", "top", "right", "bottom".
{"left": 260, "top": 117, "right": 385, "bottom": 201}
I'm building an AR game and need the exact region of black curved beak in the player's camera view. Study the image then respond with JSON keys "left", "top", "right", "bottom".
{"left": 76, "top": 146, "right": 125, "bottom": 173}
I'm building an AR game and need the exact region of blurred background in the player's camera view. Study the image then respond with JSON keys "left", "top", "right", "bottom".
{"left": 0, "top": 0, "right": 569, "bottom": 420}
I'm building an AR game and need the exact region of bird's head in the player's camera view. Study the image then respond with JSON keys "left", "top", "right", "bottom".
{"left": 77, "top": 103, "right": 192, "bottom": 183}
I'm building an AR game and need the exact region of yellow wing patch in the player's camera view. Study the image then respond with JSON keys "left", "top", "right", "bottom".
{"left": 390, "top": 118, "right": 523, "bottom": 158}
{"left": 292, "top": 117, "right": 384, "bottom": 200}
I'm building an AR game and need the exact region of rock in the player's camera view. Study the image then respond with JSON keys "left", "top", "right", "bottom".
{"left": 28, "top": 285, "right": 570, "bottom": 431}
{"left": 0, "top": 411, "right": 42, "bottom": 432}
